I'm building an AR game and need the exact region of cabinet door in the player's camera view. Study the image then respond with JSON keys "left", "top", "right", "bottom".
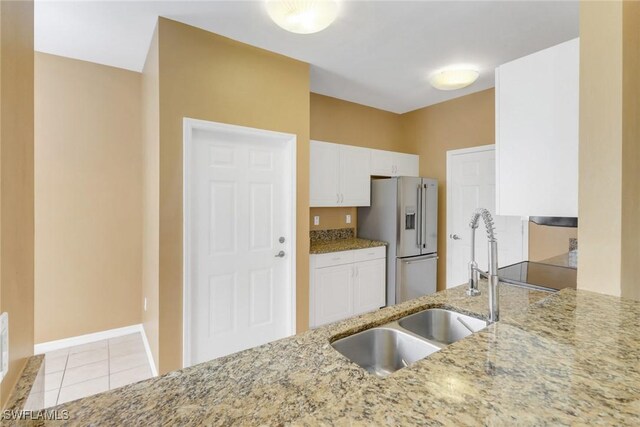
{"left": 352, "top": 259, "right": 385, "bottom": 316}
{"left": 339, "top": 145, "right": 371, "bottom": 206}
{"left": 496, "top": 38, "right": 579, "bottom": 217}
{"left": 312, "top": 264, "right": 353, "bottom": 327}
{"left": 310, "top": 141, "right": 340, "bottom": 207}
{"left": 370, "top": 149, "right": 395, "bottom": 176}
{"left": 395, "top": 153, "right": 419, "bottom": 177}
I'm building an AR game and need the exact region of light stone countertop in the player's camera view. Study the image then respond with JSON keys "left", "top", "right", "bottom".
{"left": 20, "top": 281, "right": 640, "bottom": 426}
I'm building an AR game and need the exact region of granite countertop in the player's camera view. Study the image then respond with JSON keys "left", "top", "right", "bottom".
{"left": 309, "top": 237, "right": 387, "bottom": 254}
{"left": 24, "top": 282, "right": 640, "bottom": 426}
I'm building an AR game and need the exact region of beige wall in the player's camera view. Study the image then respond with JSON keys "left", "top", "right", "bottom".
{"left": 310, "top": 93, "right": 407, "bottom": 152}
{"left": 403, "top": 89, "right": 495, "bottom": 291}
{"left": 149, "top": 18, "right": 310, "bottom": 373}
{"left": 141, "top": 28, "right": 160, "bottom": 371}
{"left": 0, "top": 0, "right": 35, "bottom": 408}
{"left": 309, "top": 207, "right": 357, "bottom": 232}
{"left": 528, "top": 223, "right": 577, "bottom": 262}
{"left": 34, "top": 53, "right": 143, "bottom": 343}
{"left": 620, "top": 0, "right": 640, "bottom": 301}
{"left": 578, "top": 0, "right": 640, "bottom": 299}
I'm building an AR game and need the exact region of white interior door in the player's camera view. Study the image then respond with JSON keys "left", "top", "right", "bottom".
{"left": 446, "top": 146, "right": 527, "bottom": 288}
{"left": 185, "top": 120, "right": 295, "bottom": 367}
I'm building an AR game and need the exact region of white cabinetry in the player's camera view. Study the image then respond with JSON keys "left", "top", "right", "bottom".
{"left": 495, "top": 38, "right": 579, "bottom": 217}
{"left": 310, "top": 247, "right": 386, "bottom": 328}
{"left": 313, "top": 265, "right": 353, "bottom": 326}
{"left": 310, "top": 141, "right": 370, "bottom": 207}
{"left": 371, "top": 149, "right": 419, "bottom": 177}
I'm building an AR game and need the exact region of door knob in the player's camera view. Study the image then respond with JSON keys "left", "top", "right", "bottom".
{"left": 449, "top": 234, "right": 461, "bottom": 240}
{"left": 275, "top": 250, "right": 286, "bottom": 258}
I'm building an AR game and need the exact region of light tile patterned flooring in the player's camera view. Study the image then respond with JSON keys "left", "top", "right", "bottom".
{"left": 42, "top": 332, "right": 153, "bottom": 408}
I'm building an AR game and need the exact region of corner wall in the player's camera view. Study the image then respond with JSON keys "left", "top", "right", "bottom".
{"left": 578, "top": 0, "right": 640, "bottom": 298}
{"left": 34, "top": 53, "right": 143, "bottom": 343}
{"left": 141, "top": 28, "right": 160, "bottom": 372}
{"left": 0, "top": 0, "right": 35, "bottom": 408}
{"left": 154, "top": 18, "right": 310, "bottom": 373}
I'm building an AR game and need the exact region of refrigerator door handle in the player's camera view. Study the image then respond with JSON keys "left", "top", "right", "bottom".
{"left": 416, "top": 184, "right": 422, "bottom": 248}
{"left": 422, "top": 184, "right": 428, "bottom": 250}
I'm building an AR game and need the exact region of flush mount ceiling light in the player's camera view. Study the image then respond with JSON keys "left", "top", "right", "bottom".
{"left": 266, "top": 0, "right": 339, "bottom": 34}
{"left": 429, "top": 68, "right": 479, "bottom": 91}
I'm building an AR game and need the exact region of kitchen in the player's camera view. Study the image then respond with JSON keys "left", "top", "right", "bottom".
{"left": 1, "top": 0, "right": 639, "bottom": 424}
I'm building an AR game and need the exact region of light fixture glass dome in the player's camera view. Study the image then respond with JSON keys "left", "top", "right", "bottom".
{"left": 266, "top": 0, "right": 339, "bottom": 34}
{"left": 429, "top": 68, "right": 479, "bottom": 91}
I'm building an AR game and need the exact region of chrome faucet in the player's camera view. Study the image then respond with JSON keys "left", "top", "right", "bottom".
{"left": 466, "top": 208, "right": 500, "bottom": 323}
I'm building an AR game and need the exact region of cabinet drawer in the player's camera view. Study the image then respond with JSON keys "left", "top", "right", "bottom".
{"left": 312, "top": 251, "right": 355, "bottom": 268}
{"left": 353, "top": 246, "right": 385, "bottom": 262}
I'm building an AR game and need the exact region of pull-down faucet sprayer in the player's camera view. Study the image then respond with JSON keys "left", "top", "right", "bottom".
{"left": 466, "top": 208, "right": 500, "bottom": 323}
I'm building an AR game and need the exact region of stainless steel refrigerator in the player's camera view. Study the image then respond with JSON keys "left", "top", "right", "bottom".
{"left": 358, "top": 177, "right": 438, "bottom": 306}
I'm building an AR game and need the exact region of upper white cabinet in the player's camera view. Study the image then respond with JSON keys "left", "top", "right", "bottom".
{"left": 371, "top": 149, "right": 419, "bottom": 177}
{"left": 339, "top": 145, "right": 372, "bottom": 206}
{"left": 495, "top": 38, "right": 579, "bottom": 217}
{"left": 310, "top": 140, "right": 370, "bottom": 207}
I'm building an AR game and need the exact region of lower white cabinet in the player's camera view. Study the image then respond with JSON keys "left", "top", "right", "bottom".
{"left": 310, "top": 247, "right": 386, "bottom": 328}
{"left": 352, "top": 259, "right": 386, "bottom": 315}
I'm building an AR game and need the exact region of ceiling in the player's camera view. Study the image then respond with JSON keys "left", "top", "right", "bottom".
{"left": 35, "top": 1, "right": 579, "bottom": 114}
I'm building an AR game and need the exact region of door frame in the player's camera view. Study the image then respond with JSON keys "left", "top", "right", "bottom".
{"left": 182, "top": 117, "right": 297, "bottom": 368}
{"left": 445, "top": 144, "right": 528, "bottom": 288}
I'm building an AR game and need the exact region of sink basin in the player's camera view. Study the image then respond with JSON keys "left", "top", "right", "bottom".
{"left": 331, "top": 327, "right": 440, "bottom": 377}
{"left": 398, "top": 308, "right": 487, "bottom": 345}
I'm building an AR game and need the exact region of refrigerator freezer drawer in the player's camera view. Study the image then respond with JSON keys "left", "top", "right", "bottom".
{"left": 396, "top": 254, "right": 438, "bottom": 304}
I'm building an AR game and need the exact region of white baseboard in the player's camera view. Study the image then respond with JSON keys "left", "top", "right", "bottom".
{"left": 34, "top": 324, "right": 158, "bottom": 377}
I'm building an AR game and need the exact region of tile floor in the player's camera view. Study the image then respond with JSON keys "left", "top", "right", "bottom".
{"left": 42, "top": 332, "right": 153, "bottom": 408}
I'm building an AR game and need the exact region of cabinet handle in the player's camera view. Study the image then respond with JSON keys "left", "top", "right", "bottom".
{"left": 356, "top": 266, "right": 359, "bottom": 277}
{"left": 340, "top": 194, "right": 344, "bottom": 203}
{"left": 336, "top": 193, "right": 339, "bottom": 203}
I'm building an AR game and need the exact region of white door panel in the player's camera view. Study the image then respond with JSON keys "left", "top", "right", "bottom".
{"left": 187, "top": 124, "right": 293, "bottom": 366}
{"left": 447, "top": 146, "right": 526, "bottom": 288}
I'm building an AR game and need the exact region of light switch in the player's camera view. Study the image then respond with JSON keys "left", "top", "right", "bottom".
{"left": 313, "top": 216, "right": 320, "bottom": 226}
{"left": 346, "top": 214, "right": 352, "bottom": 224}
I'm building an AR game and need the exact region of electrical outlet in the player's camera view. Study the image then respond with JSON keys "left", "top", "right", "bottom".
{"left": 144, "top": 297, "right": 147, "bottom": 312}
{"left": 345, "top": 214, "right": 352, "bottom": 224}
{"left": 314, "top": 216, "right": 320, "bottom": 226}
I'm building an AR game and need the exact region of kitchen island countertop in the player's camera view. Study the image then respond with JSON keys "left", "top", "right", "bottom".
{"left": 25, "top": 281, "right": 640, "bottom": 426}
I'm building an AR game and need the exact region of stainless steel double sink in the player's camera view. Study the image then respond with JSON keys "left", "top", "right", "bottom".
{"left": 331, "top": 308, "right": 487, "bottom": 377}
